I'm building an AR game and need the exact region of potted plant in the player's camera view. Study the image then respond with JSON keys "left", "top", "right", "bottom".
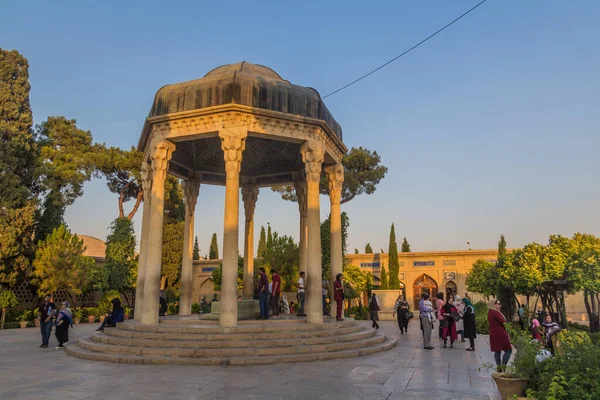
{"left": 87, "top": 307, "right": 98, "bottom": 324}
{"left": 124, "top": 307, "right": 132, "bottom": 320}
{"left": 19, "top": 311, "right": 28, "bottom": 328}
{"left": 484, "top": 324, "right": 539, "bottom": 399}
{"left": 72, "top": 308, "right": 82, "bottom": 324}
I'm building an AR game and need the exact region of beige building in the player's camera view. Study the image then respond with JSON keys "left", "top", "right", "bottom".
{"left": 346, "top": 250, "right": 588, "bottom": 322}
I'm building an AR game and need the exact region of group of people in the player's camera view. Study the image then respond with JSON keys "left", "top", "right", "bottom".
{"left": 418, "top": 292, "right": 477, "bottom": 351}
{"left": 255, "top": 269, "right": 346, "bottom": 321}
{"left": 38, "top": 295, "right": 73, "bottom": 349}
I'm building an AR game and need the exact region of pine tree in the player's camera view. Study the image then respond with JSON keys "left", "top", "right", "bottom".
{"left": 401, "top": 237, "right": 411, "bottom": 252}
{"left": 365, "top": 243, "right": 373, "bottom": 253}
{"left": 354, "top": 248, "right": 359, "bottom": 254}
{"left": 380, "top": 264, "right": 389, "bottom": 290}
{"left": 209, "top": 233, "right": 219, "bottom": 259}
{"left": 498, "top": 235, "right": 507, "bottom": 264}
{"left": 266, "top": 223, "right": 273, "bottom": 255}
{"left": 257, "top": 226, "right": 267, "bottom": 258}
{"left": 388, "top": 223, "right": 400, "bottom": 289}
{"left": 193, "top": 237, "right": 200, "bottom": 260}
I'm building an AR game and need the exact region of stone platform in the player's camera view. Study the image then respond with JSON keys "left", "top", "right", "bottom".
{"left": 200, "top": 299, "right": 259, "bottom": 320}
{"left": 65, "top": 316, "right": 396, "bottom": 366}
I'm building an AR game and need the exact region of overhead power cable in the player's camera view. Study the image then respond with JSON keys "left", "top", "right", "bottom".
{"left": 321, "top": 0, "right": 489, "bottom": 99}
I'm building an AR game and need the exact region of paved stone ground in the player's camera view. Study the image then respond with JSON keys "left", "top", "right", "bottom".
{"left": 0, "top": 320, "right": 502, "bottom": 399}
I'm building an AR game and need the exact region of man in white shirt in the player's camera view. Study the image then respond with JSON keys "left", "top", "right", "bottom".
{"left": 296, "top": 271, "right": 306, "bottom": 316}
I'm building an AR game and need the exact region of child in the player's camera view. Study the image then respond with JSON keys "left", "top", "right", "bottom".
{"left": 289, "top": 302, "right": 296, "bottom": 314}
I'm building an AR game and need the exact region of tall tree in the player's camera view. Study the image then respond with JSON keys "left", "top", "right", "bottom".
{"left": 266, "top": 223, "right": 273, "bottom": 255}
{"left": 96, "top": 146, "right": 144, "bottom": 219}
{"left": 265, "top": 233, "right": 300, "bottom": 292}
{"left": 354, "top": 248, "right": 359, "bottom": 254}
{"left": 257, "top": 226, "right": 267, "bottom": 258}
{"left": 379, "top": 264, "right": 389, "bottom": 290}
{"left": 342, "top": 264, "right": 373, "bottom": 307}
{"left": 0, "top": 49, "right": 38, "bottom": 285}
{"left": 104, "top": 218, "right": 137, "bottom": 294}
{"left": 31, "top": 225, "right": 95, "bottom": 305}
{"left": 271, "top": 146, "right": 388, "bottom": 204}
{"left": 568, "top": 233, "right": 600, "bottom": 332}
{"left": 495, "top": 234, "right": 514, "bottom": 320}
{"left": 161, "top": 177, "right": 185, "bottom": 290}
{"left": 34, "top": 117, "right": 98, "bottom": 242}
{"left": 365, "top": 243, "right": 373, "bottom": 254}
{"left": 401, "top": 237, "right": 411, "bottom": 252}
{"left": 193, "top": 237, "right": 200, "bottom": 261}
{"left": 320, "top": 212, "right": 350, "bottom": 279}
{"left": 209, "top": 233, "right": 219, "bottom": 259}
{"left": 388, "top": 223, "right": 400, "bottom": 289}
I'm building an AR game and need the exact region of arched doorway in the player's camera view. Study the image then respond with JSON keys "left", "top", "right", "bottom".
{"left": 413, "top": 274, "right": 438, "bottom": 310}
{"left": 445, "top": 281, "right": 457, "bottom": 300}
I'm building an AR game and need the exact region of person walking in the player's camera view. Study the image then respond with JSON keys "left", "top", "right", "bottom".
{"left": 333, "top": 273, "right": 344, "bottom": 321}
{"left": 488, "top": 299, "right": 512, "bottom": 372}
{"left": 270, "top": 269, "right": 281, "bottom": 317}
{"left": 435, "top": 293, "right": 445, "bottom": 340}
{"left": 38, "top": 295, "right": 55, "bottom": 348}
{"left": 419, "top": 293, "right": 435, "bottom": 350}
{"left": 454, "top": 294, "right": 466, "bottom": 342}
{"left": 392, "top": 294, "right": 410, "bottom": 334}
{"left": 322, "top": 276, "right": 330, "bottom": 316}
{"left": 461, "top": 297, "right": 477, "bottom": 351}
{"left": 369, "top": 293, "right": 380, "bottom": 330}
{"left": 258, "top": 267, "right": 270, "bottom": 319}
{"left": 97, "top": 298, "right": 124, "bottom": 331}
{"left": 441, "top": 296, "right": 458, "bottom": 348}
{"left": 296, "top": 271, "right": 306, "bottom": 316}
{"left": 54, "top": 301, "right": 73, "bottom": 349}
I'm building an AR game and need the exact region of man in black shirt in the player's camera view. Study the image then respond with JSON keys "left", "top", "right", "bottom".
{"left": 38, "top": 295, "right": 55, "bottom": 348}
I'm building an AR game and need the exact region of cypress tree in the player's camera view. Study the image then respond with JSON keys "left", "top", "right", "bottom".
{"left": 193, "top": 236, "right": 200, "bottom": 260}
{"left": 209, "top": 233, "right": 219, "bottom": 259}
{"left": 401, "top": 237, "right": 411, "bottom": 252}
{"left": 380, "top": 264, "right": 389, "bottom": 290}
{"left": 266, "top": 223, "right": 273, "bottom": 255}
{"left": 365, "top": 243, "right": 373, "bottom": 253}
{"left": 388, "top": 223, "right": 400, "bottom": 289}
{"left": 257, "top": 226, "right": 267, "bottom": 258}
{"left": 354, "top": 248, "right": 359, "bottom": 254}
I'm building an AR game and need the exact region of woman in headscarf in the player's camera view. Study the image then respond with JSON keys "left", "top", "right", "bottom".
{"left": 454, "top": 294, "right": 466, "bottom": 343}
{"left": 54, "top": 301, "right": 73, "bottom": 349}
{"left": 441, "top": 295, "right": 458, "bottom": 348}
{"left": 369, "top": 293, "right": 380, "bottom": 330}
{"left": 488, "top": 298, "right": 512, "bottom": 372}
{"left": 392, "top": 294, "right": 410, "bottom": 334}
{"left": 333, "top": 273, "right": 344, "bottom": 321}
{"left": 435, "top": 293, "right": 445, "bottom": 340}
{"left": 541, "top": 314, "right": 561, "bottom": 354}
{"left": 530, "top": 318, "right": 542, "bottom": 342}
{"left": 97, "top": 298, "right": 124, "bottom": 332}
{"left": 461, "top": 297, "right": 476, "bottom": 351}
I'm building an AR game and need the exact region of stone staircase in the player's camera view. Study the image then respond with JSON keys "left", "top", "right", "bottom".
{"left": 65, "top": 317, "right": 397, "bottom": 365}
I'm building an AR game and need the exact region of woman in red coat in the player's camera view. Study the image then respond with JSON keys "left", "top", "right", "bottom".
{"left": 441, "top": 296, "right": 458, "bottom": 348}
{"left": 333, "top": 273, "right": 344, "bottom": 321}
{"left": 488, "top": 299, "right": 512, "bottom": 372}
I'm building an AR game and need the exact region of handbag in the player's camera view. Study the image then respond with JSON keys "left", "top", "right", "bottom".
{"left": 405, "top": 311, "right": 414, "bottom": 320}
{"left": 451, "top": 312, "right": 461, "bottom": 321}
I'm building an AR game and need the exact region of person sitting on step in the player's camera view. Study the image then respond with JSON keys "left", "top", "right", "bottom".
{"left": 97, "top": 298, "right": 124, "bottom": 332}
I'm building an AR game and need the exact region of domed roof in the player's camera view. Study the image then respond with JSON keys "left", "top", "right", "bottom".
{"left": 148, "top": 61, "right": 342, "bottom": 140}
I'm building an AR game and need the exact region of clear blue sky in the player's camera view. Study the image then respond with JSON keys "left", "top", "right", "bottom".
{"left": 2, "top": 1, "right": 599, "bottom": 255}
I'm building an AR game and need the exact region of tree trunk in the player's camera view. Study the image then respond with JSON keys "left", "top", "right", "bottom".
{"left": 126, "top": 189, "right": 143, "bottom": 220}
{"left": 118, "top": 190, "right": 125, "bottom": 218}
{"left": 0, "top": 307, "right": 5, "bottom": 330}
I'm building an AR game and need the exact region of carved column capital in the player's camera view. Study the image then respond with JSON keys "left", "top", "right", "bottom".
{"left": 149, "top": 140, "right": 176, "bottom": 182}
{"left": 300, "top": 139, "right": 324, "bottom": 183}
{"left": 141, "top": 160, "right": 153, "bottom": 202}
{"left": 219, "top": 131, "right": 247, "bottom": 177}
{"left": 325, "top": 163, "right": 344, "bottom": 205}
{"left": 182, "top": 179, "right": 201, "bottom": 217}
{"left": 241, "top": 184, "right": 259, "bottom": 222}
{"left": 294, "top": 179, "right": 308, "bottom": 216}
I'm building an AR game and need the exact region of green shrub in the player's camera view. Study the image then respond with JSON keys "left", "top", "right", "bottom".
{"left": 345, "top": 305, "right": 369, "bottom": 320}
{"left": 473, "top": 301, "right": 490, "bottom": 335}
{"left": 191, "top": 303, "right": 200, "bottom": 314}
{"left": 527, "top": 330, "right": 600, "bottom": 399}
{"left": 86, "top": 307, "right": 99, "bottom": 317}
{"left": 79, "top": 308, "right": 89, "bottom": 319}
{"left": 167, "top": 303, "right": 179, "bottom": 315}
{"left": 4, "top": 309, "right": 21, "bottom": 323}
{"left": 20, "top": 309, "right": 36, "bottom": 321}
{"left": 99, "top": 290, "right": 121, "bottom": 315}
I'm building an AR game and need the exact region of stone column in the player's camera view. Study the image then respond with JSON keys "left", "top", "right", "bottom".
{"left": 219, "top": 130, "right": 247, "bottom": 327}
{"left": 300, "top": 140, "right": 325, "bottom": 324}
{"left": 179, "top": 179, "right": 200, "bottom": 316}
{"left": 140, "top": 140, "right": 175, "bottom": 325}
{"left": 134, "top": 161, "right": 152, "bottom": 321}
{"left": 294, "top": 179, "right": 308, "bottom": 281}
{"left": 325, "top": 163, "right": 344, "bottom": 297}
{"left": 242, "top": 184, "right": 259, "bottom": 300}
